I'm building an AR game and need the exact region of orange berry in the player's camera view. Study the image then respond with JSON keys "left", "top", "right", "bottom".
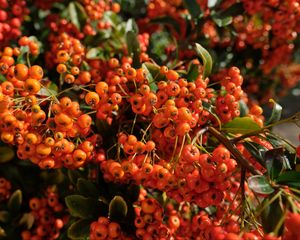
{"left": 25, "top": 78, "right": 41, "bottom": 94}
{"left": 29, "top": 65, "right": 44, "bottom": 80}
{"left": 14, "top": 63, "right": 29, "bottom": 80}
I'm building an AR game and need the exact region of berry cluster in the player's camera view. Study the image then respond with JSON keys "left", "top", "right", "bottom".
{"left": 0, "top": 0, "right": 29, "bottom": 46}
{"left": 90, "top": 217, "right": 128, "bottom": 240}
{"left": 21, "top": 187, "right": 66, "bottom": 240}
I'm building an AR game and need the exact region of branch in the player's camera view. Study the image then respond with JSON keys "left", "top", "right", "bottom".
{"left": 208, "top": 127, "right": 261, "bottom": 175}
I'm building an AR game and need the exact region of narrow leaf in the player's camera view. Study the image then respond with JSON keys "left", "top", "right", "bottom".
{"left": 187, "top": 63, "right": 200, "bottom": 82}
{"left": 276, "top": 171, "right": 300, "bottom": 184}
{"left": 69, "top": 2, "right": 80, "bottom": 29}
{"left": 239, "top": 100, "right": 249, "bottom": 117}
{"left": 142, "top": 63, "right": 161, "bottom": 92}
{"left": 109, "top": 196, "right": 128, "bottom": 221}
{"left": 19, "top": 213, "right": 35, "bottom": 229}
{"left": 195, "top": 43, "right": 213, "bottom": 79}
{"left": 265, "top": 148, "right": 291, "bottom": 180}
{"left": 8, "top": 189, "right": 22, "bottom": 212}
{"left": 248, "top": 175, "right": 274, "bottom": 195}
{"left": 243, "top": 141, "right": 266, "bottom": 168}
{"left": 222, "top": 117, "right": 261, "bottom": 134}
{"left": 266, "top": 99, "right": 282, "bottom": 125}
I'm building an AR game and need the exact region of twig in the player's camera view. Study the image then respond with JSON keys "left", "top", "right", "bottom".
{"left": 208, "top": 127, "right": 261, "bottom": 175}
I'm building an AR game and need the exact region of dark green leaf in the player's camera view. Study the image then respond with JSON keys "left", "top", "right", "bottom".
{"left": 265, "top": 148, "right": 291, "bottom": 180}
{"left": 8, "top": 190, "right": 22, "bottom": 212}
{"left": 266, "top": 99, "right": 282, "bottom": 125}
{"left": 195, "top": 43, "right": 213, "bottom": 79}
{"left": 222, "top": 117, "right": 261, "bottom": 134}
{"left": 0, "top": 146, "right": 14, "bottom": 163}
{"left": 150, "top": 17, "right": 180, "bottom": 33}
{"left": 266, "top": 132, "right": 296, "bottom": 154}
{"left": 142, "top": 63, "right": 162, "bottom": 92}
{"left": 239, "top": 100, "right": 249, "bottom": 117}
{"left": 65, "top": 195, "right": 99, "bottom": 219}
{"left": 68, "top": 219, "right": 91, "bottom": 240}
{"left": 126, "top": 30, "right": 141, "bottom": 67}
{"left": 187, "top": 63, "right": 200, "bottom": 82}
{"left": 0, "top": 211, "right": 10, "bottom": 223}
{"left": 261, "top": 197, "right": 284, "bottom": 234}
{"left": 109, "top": 196, "right": 128, "bottom": 221}
{"left": 68, "top": 169, "right": 83, "bottom": 185}
{"left": 217, "top": 2, "right": 244, "bottom": 17}
{"left": 276, "top": 171, "right": 300, "bottom": 184}
{"left": 183, "top": 0, "right": 202, "bottom": 19}
{"left": 248, "top": 175, "right": 274, "bottom": 195}
{"left": 77, "top": 178, "right": 99, "bottom": 198}
{"left": 243, "top": 141, "right": 266, "bottom": 168}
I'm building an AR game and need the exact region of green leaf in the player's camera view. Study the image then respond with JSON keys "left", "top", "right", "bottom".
{"left": 19, "top": 213, "right": 35, "bottom": 229}
{"left": 261, "top": 197, "right": 284, "bottom": 234}
{"left": 68, "top": 169, "right": 83, "bottom": 185}
{"left": 222, "top": 117, "right": 261, "bottom": 134}
{"left": 65, "top": 195, "right": 99, "bottom": 219}
{"left": 183, "top": 0, "right": 202, "bottom": 19}
{"left": 208, "top": 0, "right": 220, "bottom": 8}
{"left": 142, "top": 62, "right": 162, "bottom": 92}
{"left": 202, "top": 101, "right": 222, "bottom": 128}
{"left": 77, "top": 178, "right": 99, "bottom": 198}
{"left": 243, "top": 141, "right": 266, "bottom": 168}
{"left": 150, "top": 17, "right": 180, "bottom": 33}
{"left": 0, "top": 146, "right": 14, "bottom": 163}
{"left": 126, "top": 31, "right": 141, "bottom": 63}
{"left": 265, "top": 148, "right": 291, "bottom": 180}
{"left": 276, "top": 171, "right": 300, "bottom": 184}
{"left": 195, "top": 43, "right": 213, "bottom": 79}
{"left": 248, "top": 175, "right": 274, "bottom": 195}
{"left": 0, "top": 211, "right": 10, "bottom": 223}
{"left": 212, "top": 16, "right": 233, "bottom": 27}
{"left": 239, "top": 100, "right": 249, "bottom": 117}
{"left": 217, "top": 2, "right": 244, "bottom": 17}
{"left": 108, "top": 196, "right": 128, "bottom": 221}
{"left": 68, "top": 2, "right": 80, "bottom": 29}
{"left": 266, "top": 99, "right": 282, "bottom": 125}
{"left": 16, "top": 46, "right": 29, "bottom": 63}
{"left": 68, "top": 219, "right": 91, "bottom": 240}
{"left": 86, "top": 47, "right": 106, "bottom": 60}
{"left": 187, "top": 63, "right": 200, "bottom": 82}
{"left": 7, "top": 190, "right": 22, "bottom": 212}
{"left": 125, "top": 18, "right": 138, "bottom": 34}
{"left": 38, "top": 82, "right": 58, "bottom": 97}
